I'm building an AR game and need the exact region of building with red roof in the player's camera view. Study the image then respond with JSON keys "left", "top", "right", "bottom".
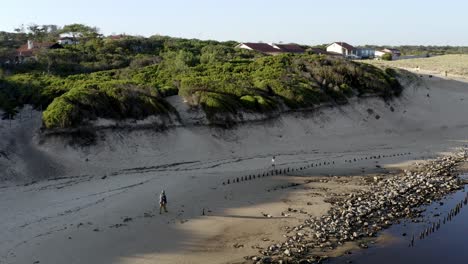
{"left": 16, "top": 40, "right": 63, "bottom": 63}
{"left": 235, "top": 42, "right": 305, "bottom": 55}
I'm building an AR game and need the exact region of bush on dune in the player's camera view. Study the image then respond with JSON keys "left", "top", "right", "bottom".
{"left": 179, "top": 54, "right": 402, "bottom": 119}
{"left": 42, "top": 81, "right": 174, "bottom": 129}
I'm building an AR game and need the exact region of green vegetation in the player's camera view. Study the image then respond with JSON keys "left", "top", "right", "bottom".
{"left": 42, "top": 81, "right": 173, "bottom": 129}
{"left": 1, "top": 23, "right": 403, "bottom": 128}
{"left": 381, "top": 53, "right": 393, "bottom": 61}
{"left": 179, "top": 54, "right": 402, "bottom": 118}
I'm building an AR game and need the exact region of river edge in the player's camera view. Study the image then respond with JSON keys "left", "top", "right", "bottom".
{"left": 246, "top": 149, "right": 468, "bottom": 264}
{"left": 330, "top": 180, "right": 468, "bottom": 264}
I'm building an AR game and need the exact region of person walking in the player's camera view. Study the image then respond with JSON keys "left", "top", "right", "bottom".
{"left": 159, "top": 190, "right": 168, "bottom": 214}
{"left": 271, "top": 156, "right": 276, "bottom": 169}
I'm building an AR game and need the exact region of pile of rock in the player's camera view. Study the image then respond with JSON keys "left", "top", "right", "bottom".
{"left": 251, "top": 150, "right": 467, "bottom": 264}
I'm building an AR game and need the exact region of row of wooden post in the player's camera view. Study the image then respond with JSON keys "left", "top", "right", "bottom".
{"left": 222, "top": 152, "right": 412, "bottom": 186}
{"left": 412, "top": 192, "right": 467, "bottom": 247}
{"left": 344, "top": 152, "right": 411, "bottom": 163}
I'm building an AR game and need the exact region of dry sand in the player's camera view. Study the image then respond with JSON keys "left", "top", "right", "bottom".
{"left": 1, "top": 71, "right": 468, "bottom": 264}
{"left": 367, "top": 54, "right": 468, "bottom": 80}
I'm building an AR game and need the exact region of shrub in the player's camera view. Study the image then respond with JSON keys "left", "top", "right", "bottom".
{"left": 240, "top": 95, "right": 257, "bottom": 109}
{"left": 382, "top": 53, "right": 393, "bottom": 61}
{"left": 42, "top": 81, "right": 174, "bottom": 129}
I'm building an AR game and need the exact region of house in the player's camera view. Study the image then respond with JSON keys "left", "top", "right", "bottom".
{"left": 58, "top": 36, "right": 77, "bottom": 45}
{"left": 307, "top": 48, "right": 326, "bottom": 55}
{"left": 235, "top": 42, "right": 284, "bottom": 55}
{"left": 326, "top": 42, "right": 375, "bottom": 59}
{"left": 374, "top": 50, "right": 387, "bottom": 58}
{"left": 235, "top": 42, "right": 305, "bottom": 55}
{"left": 383, "top": 48, "right": 401, "bottom": 58}
{"left": 306, "top": 48, "right": 341, "bottom": 56}
{"left": 15, "top": 40, "right": 63, "bottom": 63}
{"left": 326, "top": 42, "right": 359, "bottom": 58}
{"left": 270, "top": 43, "right": 305, "bottom": 53}
{"left": 375, "top": 48, "right": 401, "bottom": 59}
{"left": 357, "top": 47, "right": 375, "bottom": 59}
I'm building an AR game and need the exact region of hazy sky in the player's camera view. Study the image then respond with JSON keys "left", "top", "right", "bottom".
{"left": 1, "top": 0, "right": 468, "bottom": 46}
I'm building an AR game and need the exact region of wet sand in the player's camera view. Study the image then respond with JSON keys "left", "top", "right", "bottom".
{"left": 1, "top": 72, "right": 468, "bottom": 264}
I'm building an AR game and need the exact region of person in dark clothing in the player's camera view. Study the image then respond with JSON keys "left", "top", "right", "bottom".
{"left": 159, "top": 190, "right": 168, "bottom": 214}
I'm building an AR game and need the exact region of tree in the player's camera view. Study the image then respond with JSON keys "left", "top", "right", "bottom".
{"left": 43, "top": 24, "right": 60, "bottom": 41}
{"left": 60, "top": 24, "right": 100, "bottom": 46}
{"left": 37, "top": 48, "right": 80, "bottom": 74}
{"left": 200, "top": 45, "right": 233, "bottom": 64}
{"left": 27, "top": 24, "right": 48, "bottom": 42}
{"left": 381, "top": 53, "right": 393, "bottom": 61}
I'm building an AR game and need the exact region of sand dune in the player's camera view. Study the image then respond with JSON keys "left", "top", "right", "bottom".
{"left": 1, "top": 71, "right": 468, "bottom": 264}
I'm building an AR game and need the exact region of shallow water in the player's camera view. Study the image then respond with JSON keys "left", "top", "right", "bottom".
{"left": 331, "top": 177, "right": 468, "bottom": 264}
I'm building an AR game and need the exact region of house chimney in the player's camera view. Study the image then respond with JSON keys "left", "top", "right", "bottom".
{"left": 27, "top": 40, "right": 34, "bottom": 50}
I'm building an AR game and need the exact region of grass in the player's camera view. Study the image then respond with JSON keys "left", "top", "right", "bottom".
{"left": 366, "top": 54, "right": 468, "bottom": 77}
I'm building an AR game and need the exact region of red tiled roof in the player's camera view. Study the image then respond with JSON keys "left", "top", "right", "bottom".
{"left": 308, "top": 48, "right": 325, "bottom": 53}
{"left": 383, "top": 48, "right": 401, "bottom": 54}
{"left": 108, "top": 35, "right": 125, "bottom": 40}
{"left": 240, "top": 43, "right": 282, "bottom": 53}
{"left": 330, "top": 42, "right": 356, "bottom": 51}
{"left": 274, "top": 43, "right": 305, "bottom": 53}
{"left": 16, "top": 42, "right": 58, "bottom": 57}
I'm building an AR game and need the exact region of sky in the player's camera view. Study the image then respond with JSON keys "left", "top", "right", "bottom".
{"left": 1, "top": 0, "right": 468, "bottom": 46}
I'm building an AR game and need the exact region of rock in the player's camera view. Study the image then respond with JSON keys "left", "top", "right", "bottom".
{"left": 233, "top": 243, "right": 244, "bottom": 248}
{"left": 249, "top": 152, "right": 467, "bottom": 261}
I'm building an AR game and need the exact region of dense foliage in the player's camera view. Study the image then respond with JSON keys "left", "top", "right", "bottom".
{"left": 179, "top": 54, "right": 402, "bottom": 118}
{"left": 42, "top": 81, "right": 174, "bottom": 128}
{"left": 0, "top": 24, "right": 403, "bottom": 128}
{"left": 382, "top": 53, "right": 393, "bottom": 61}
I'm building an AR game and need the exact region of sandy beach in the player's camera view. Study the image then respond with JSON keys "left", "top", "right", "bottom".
{"left": 1, "top": 70, "right": 468, "bottom": 264}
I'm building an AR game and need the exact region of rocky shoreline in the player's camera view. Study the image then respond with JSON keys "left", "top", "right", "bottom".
{"left": 249, "top": 149, "right": 468, "bottom": 264}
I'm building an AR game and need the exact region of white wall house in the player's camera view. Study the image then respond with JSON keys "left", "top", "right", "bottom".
{"left": 375, "top": 50, "right": 387, "bottom": 58}
{"left": 326, "top": 42, "right": 358, "bottom": 58}
{"left": 375, "top": 48, "right": 401, "bottom": 60}
{"left": 58, "top": 37, "right": 76, "bottom": 45}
